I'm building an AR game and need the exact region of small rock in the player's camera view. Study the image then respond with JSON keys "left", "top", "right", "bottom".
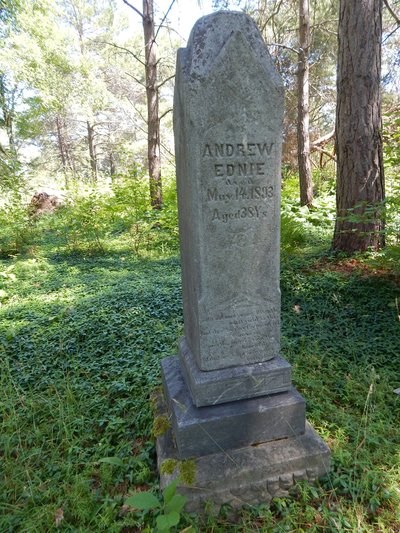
{"left": 29, "top": 191, "right": 61, "bottom": 217}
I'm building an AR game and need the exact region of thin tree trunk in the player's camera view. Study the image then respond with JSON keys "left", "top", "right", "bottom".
{"left": 0, "top": 74, "right": 16, "bottom": 154}
{"left": 333, "top": 0, "right": 385, "bottom": 252}
{"left": 87, "top": 121, "right": 98, "bottom": 182}
{"left": 109, "top": 151, "right": 116, "bottom": 179}
{"left": 56, "top": 115, "right": 76, "bottom": 186}
{"left": 142, "top": 0, "right": 162, "bottom": 208}
{"left": 297, "top": 0, "right": 313, "bottom": 207}
{"left": 56, "top": 115, "right": 69, "bottom": 188}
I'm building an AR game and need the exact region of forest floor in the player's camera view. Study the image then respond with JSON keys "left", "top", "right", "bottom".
{"left": 1, "top": 212, "right": 400, "bottom": 531}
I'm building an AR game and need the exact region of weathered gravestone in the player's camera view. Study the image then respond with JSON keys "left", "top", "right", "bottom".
{"left": 157, "top": 11, "right": 330, "bottom": 512}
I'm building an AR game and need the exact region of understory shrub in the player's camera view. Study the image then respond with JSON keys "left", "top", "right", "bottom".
{"left": 47, "top": 171, "right": 179, "bottom": 255}
{"left": 51, "top": 187, "right": 110, "bottom": 252}
{"left": 0, "top": 189, "right": 37, "bottom": 257}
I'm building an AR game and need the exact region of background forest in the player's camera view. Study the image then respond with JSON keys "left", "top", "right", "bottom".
{"left": 1, "top": 0, "right": 400, "bottom": 247}
{"left": 1, "top": 0, "right": 400, "bottom": 531}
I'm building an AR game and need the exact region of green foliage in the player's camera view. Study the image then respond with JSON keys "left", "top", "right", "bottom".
{"left": 98, "top": 456, "right": 125, "bottom": 467}
{"left": 281, "top": 211, "right": 307, "bottom": 250}
{"left": 385, "top": 193, "right": 400, "bottom": 246}
{"left": 382, "top": 105, "right": 400, "bottom": 245}
{"left": 46, "top": 172, "right": 179, "bottom": 255}
{"left": 0, "top": 0, "right": 178, "bottom": 186}
{"left": 0, "top": 189, "right": 36, "bottom": 256}
{"left": 0, "top": 249, "right": 182, "bottom": 531}
{"left": 281, "top": 174, "right": 336, "bottom": 250}
{"left": 109, "top": 169, "right": 150, "bottom": 231}
{"left": 51, "top": 187, "right": 109, "bottom": 252}
{"left": 312, "top": 165, "right": 336, "bottom": 197}
{"left": 0, "top": 148, "right": 23, "bottom": 191}
{"left": 0, "top": 174, "right": 400, "bottom": 530}
{"left": 125, "top": 479, "right": 187, "bottom": 532}
{"left": 383, "top": 106, "right": 400, "bottom": 170}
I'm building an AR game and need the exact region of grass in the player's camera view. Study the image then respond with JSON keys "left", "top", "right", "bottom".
{"left": 1, "top": 192, "right": 400, "bottom": 531}
{"left": 0, "top": 249, "right": 183, "bottom": 531}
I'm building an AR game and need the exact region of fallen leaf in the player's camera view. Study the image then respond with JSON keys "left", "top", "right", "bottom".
{"left": 55, "top": 508, "right": 64, "bottom": 527}
{"left": 119, "top": 504, "right": 134, "bottom": 516}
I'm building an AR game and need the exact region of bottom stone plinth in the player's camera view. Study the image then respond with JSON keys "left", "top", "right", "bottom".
{"left": 157, "top": 422, "right": 331, "bottom": 514}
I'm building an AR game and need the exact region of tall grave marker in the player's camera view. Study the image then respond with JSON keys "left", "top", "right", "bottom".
{"left": 157, "top": 11, "right": 330, "bottom": 512}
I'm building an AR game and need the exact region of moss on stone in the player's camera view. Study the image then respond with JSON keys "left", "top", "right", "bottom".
{"left": 149, "top": 387, "right": 163, "bottom": 413}
{"left": 179, "top": 459, "right": 196, "bottom": 485}
{"left": 160, "top": 458, "right": 178, "bottom": 475}
{"left": 152, "top": 415, "right": 170, "bottom": 437}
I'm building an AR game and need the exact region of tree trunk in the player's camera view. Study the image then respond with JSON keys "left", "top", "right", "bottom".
{"left": 56, "top": 115, "right": 76, "bottom": 187}
{"left": 56, "top": 115, "right": 69, "bottom": 188}
{"left": 142, "top": 0, "right": 162, "bottom": 208}
{"left": 109, "top": 151, "right": 116, "bottom": 179}
{"left": 0, "top": 74, "right": 16, "bottom": 154}
{"left": 87, "top": 121, "right": 98, "bottom": 182}
{"left": 333, "top": 0, "right": 385, "bottom": 252}
{"left": 297, "top": 0, "right": 313, "bottom": 207}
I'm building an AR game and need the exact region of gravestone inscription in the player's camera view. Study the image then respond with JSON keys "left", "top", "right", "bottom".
{"left": 174, "top": 15, "right": 283, "bottom": 371}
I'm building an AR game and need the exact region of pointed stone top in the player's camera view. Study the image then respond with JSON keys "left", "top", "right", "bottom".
{"left": 185, "top": 10, "right": 282, "bottom": 88}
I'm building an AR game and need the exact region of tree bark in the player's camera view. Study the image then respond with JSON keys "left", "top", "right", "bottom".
{"left": 87, "top": 121, "right": 98, "bottom": 182}
{"left": 142, "top": 0, "right": 162, "bottom": 208}
{"left": 297, "top": 0, "right": 313, "bottom": 207}
{"left": 0, "top": 74, "right": 16, "bottom": 154}
{"left": 56, "top": 115, "right": 69, "bottom": 188}
{"left": 109, "top": 151, "right": 116, "bottom": 179}
{"left": 333, "top": 0, "right": 385, "bottom": 252}
{"left": 56, "top": 115, "right": 76, "bottom": 187}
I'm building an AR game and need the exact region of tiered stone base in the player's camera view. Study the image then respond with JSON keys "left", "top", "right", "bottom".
{"left": 157, "top": 356, "right": 330, "bottom": 514}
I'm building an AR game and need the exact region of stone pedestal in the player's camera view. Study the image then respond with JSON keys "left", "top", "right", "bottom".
{"left": 157, "top": 422, "right": 331, "bottom": 514}
{"left": 157, "top": 11, "right": 330, "bottom": 513}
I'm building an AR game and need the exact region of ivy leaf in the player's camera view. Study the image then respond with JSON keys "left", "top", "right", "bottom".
{"left": 97, "top": 456, "right": 124, "bottom": 467}
{"left": 156, "top": 511, "right": 180, "bottom": 531}
{"left": 125, "top": 491, "right": 161, "bottom": 510}
{"left": 162, "top": 478, "right": 178, "bottom": 504}
{"left": 164, "top": 493, "right": 187, "bottom": 515}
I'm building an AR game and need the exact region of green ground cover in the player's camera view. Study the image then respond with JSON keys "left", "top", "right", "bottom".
{"left": 1, "top": 183, "right": 400, "bottom": 531}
